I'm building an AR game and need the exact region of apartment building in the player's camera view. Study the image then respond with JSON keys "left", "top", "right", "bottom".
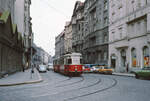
{"left": 71, "top": 1, "right": 84, "bottom": 54}
{"left": 109, "top": 0, "right": 150, "bottom": 72}
{"left": 83, "top": 0, "right": 109, "bottom": 64}
{"left": 64, "top": 21, "right": 72, "bottom": 54}
{"left": 55, "top": 31, "right": 65, "bottom": 59}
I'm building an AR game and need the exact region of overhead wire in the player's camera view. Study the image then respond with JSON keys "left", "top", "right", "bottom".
{"left": 41, "top": 0, "right": 70, "bottom": 19}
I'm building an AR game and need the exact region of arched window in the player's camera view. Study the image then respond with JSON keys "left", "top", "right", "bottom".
{"left": 143, "top": 46, "right": 149, "bottom": 67}
{"left": 131, "top": 48, "right": 136, "bottom": 67}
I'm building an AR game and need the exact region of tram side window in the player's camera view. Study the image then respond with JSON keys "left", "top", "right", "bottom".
{"left": 60, "top": 58, "right": 64, "bottom": 65}
{"left": 53, "top": 60, "right": 56, "bottom": 65}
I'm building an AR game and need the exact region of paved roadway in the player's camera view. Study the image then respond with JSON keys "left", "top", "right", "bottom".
{"left": 0, "top": 71, "right": 150, "bottom": 101}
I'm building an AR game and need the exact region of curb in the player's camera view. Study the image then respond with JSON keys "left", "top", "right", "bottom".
{"left": 112, "top": 73, "right": 135, "bottom": 77}
{"left": 0, "top": 70, "right": 43, "bottom": 87}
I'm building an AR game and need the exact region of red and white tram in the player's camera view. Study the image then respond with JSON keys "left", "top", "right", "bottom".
{"left": 53, "top": 53, "right": 83, "bottom": 76}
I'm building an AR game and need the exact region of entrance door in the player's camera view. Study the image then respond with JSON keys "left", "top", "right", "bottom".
{"left": 121, "top": 49, "right": 126, "bottom": 72}
{"left": 111, "top": 59, "right": 116, "bottom": 69}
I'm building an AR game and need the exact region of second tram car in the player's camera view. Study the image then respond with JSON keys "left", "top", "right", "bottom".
{"left": 53, "top": 53, "right": 83, "bottom": 76}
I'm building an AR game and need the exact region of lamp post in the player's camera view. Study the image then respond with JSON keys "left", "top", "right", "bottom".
{"left": 30, "top": 33, "right": 34, "bottom": 78}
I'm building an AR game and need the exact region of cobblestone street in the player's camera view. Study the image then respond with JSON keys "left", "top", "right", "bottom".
{"left": 0, "top": 71, "right": 150, "bottom": 101}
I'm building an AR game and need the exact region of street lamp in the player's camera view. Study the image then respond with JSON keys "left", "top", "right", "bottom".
{"left": 29, "top": 33, "right": 34, "bottom": 78}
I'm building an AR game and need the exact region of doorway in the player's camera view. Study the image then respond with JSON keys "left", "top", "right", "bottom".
{"left": 121, "top": 50, "right": 126, "bottom": 66}
{"left": 111, "top": 59, "right": 116, "bottom": 69}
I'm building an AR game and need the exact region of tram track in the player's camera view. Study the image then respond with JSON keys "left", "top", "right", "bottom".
{"left": 46, "top": 76, "right": 101, "bottom": 97}
{"left": 31, "top": 75, "right": 102, "bottom": 98}
{"left": 56, "top": 76, "right": 84, "bottom": 87}
{"left": 0, "top": 72, "right": 72, "bottom": 92}
{"left": 58, "top": 77, "right": 72, "bottom": 83}
{"left": 63, "top": 76, "right": 117, "bottom": 101}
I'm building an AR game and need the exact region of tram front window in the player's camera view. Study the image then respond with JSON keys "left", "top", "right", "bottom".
{"left": 68, "top": 59, "right": 72, "bottom": 64}
{"left": 80, "top": 59, "right": 83, "bottom": 64}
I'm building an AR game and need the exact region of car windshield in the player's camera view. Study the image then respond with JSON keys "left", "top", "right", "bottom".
{"left": 39, "top": 65, "right": 45, "bottom": 68}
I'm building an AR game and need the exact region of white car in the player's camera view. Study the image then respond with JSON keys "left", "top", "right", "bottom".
{"left": 47, "top": 64, "right": 53, "bottom": 71}
{"left": 91, "top": 66, "right": 101, "bottom": 73}
{"left": 38, "top": 65, "right": 47, "bottom": 73}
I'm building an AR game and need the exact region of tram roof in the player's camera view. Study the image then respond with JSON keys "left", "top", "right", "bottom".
{"left": 64, "top": 53, "right": 82, "bottom": 57}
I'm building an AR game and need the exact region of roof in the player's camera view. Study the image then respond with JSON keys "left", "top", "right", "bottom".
{"left": 0, "top": 11, "right": 10, "bottom": 23}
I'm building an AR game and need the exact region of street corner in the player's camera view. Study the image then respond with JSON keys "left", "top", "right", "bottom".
{"left": 0, "top": 69, "right": 43, "bottom": 87}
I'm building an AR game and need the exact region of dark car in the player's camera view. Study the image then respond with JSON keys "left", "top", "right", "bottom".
{"left": 135, "top": 67, "right": 150, "bottom": 79}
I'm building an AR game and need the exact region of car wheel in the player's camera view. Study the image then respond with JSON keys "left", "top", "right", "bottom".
{"left": 135, "top": 74, "right": 139, "bottom": 79}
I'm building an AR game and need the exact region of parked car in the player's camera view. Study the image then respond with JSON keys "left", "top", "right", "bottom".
{"left": 135, "top": 67, "right": 150, "bottom": 79}
{"left": 91, "top": 66, "right": 100, "bottom": 73}
{"left": 38, "top": 65, "right": 47, "bottom": 73}
{"left": 98, "top": 66, "right": 113, "bottom": 74}
{"left": 83, "top": 66, "right": 91, "bottom": 73}
{"left": 47, "top": 63, "right": 53, "bottom": 71}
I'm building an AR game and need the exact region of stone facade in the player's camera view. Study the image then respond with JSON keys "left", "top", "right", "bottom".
{"left": 64, "top": 21, "right": 72, "bottom": 54}
{"left": 0, "top": 0, "right": 32, "bottom": 77}
{"left": 109, "top": 0, "right": 150, "bottom": 72}
{"left": 71, "top": 1, "right": 84, "bottom": 54}
{"left": 14, "top": 0, "right": 32, "bottom": 69}
{"left": 83, "top": 0, "right": 109, "bottom": 64}
{"left": 33, "top": 46, "right": 50, "bottom": 67}
{"left": 15, "top": 0, "right": 32, "bottom": 69}
{"left": 0, "top": 12, "right": 23, "bottom": 77}
{"left": 55, "top": 0, "right": 109, "bottom": 65}
{"left": 55, "top": 31, "right": 65, "bottom": 59}
{"left": 0, "top": 0, "right": 15, "bottom": 23}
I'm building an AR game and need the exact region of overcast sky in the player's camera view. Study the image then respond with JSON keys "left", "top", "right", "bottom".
{"left": 30, "top": 0, "right": 85, "bottom": 56}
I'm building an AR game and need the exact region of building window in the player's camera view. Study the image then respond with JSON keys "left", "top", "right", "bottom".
{"left": 111, "top": 0, "right": 115, "bottom": 8}
{"left": 104, "top": 1, "right": 108, "bottom": 10}
{"left": 131, "top": 48, "right": 137, "bottom": 67}
{"left": 98, "top": 52, "right": 102, "bottom": 61}
{"left": 104, "top": 51, "right": 107, "bottom": 61}
{"left": 104, "top": 17, "right": 108, "bottom": 25}
{"left": 112, "top": 12, "right": 115, "bottom": 16}
{"left": 137, "top": 0, "right": 141, "bottom": 8}
{"left": 118, "top": 27, "right": 122, "bottom": 39}
{"left": 112, "top": 31, "right": 115, "bottom": 41}
{"left": 131, "top": 0, "right": 135, "bottom": 4}
{"left": 137, "top": 21, "right": 141, "bottom": 34}
{"left": 143, "top": 46, "right": 150, "bottom": 67}
{"left": 78, "top": 24, "right": 80, "bottom": 31}
{"left": 104, "top": 34, "right": 107, "bottom": 43}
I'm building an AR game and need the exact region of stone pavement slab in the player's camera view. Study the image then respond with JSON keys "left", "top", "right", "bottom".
{"left": 0, "top": 68, "right": 43, "bottom": 86}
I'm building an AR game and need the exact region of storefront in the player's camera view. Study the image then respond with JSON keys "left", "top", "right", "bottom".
{"left": 143, "top": 46, "right": 150, "bottom": 67}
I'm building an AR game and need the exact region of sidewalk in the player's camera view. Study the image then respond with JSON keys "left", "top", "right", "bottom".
{"left": 112, "top": 72, "right": 135, "bottom": 77}
{"left": 0, "top": 68, "right": 43, "bottom": 86}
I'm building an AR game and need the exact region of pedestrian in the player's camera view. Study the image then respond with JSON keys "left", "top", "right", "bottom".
{"left": 23, "top": 66, "right": 25, "bottom": 72}
{"left": 126, "top": 63, "right": 129, "bottom": 73}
